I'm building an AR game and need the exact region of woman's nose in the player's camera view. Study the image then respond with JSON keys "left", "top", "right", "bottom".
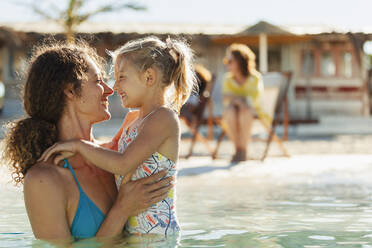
{"left": 103, "top": 81, "right": 114, "bottom": 96}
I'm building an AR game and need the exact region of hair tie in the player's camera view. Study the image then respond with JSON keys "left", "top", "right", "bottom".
{"left": 166, "top": 37, "right": 174, "bottom": 50}
{"left": 165, "top": 37, "right": 179, "bottom": 64}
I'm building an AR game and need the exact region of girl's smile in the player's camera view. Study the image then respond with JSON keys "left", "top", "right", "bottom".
{"left": 114, "top": 58, "right": 147, "bottom": 109}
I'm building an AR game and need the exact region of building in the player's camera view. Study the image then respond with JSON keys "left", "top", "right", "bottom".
{"left": 1, "top": 21, "right": 371, "bottom": 120}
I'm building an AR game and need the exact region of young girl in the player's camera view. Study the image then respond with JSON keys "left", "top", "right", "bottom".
{"left": 39, "top": 36, "right": 197, "bottom": 236}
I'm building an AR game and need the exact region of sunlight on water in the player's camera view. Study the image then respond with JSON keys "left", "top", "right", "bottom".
{"left": 2, "top": 155, "right": 372, "bottom": 247}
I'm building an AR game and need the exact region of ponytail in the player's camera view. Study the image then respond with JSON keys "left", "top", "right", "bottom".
{"left": 167, "top": 38, "right": 197, "bottom": 113}
{"left": 3, "top": 118, "right": 58, "bottom": 184}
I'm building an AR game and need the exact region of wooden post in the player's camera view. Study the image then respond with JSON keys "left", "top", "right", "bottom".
{"left": 283, "top": 96, "right": 289, "bottom": 140}
{"left": 259, "top": 33, "right": 268, "bottom": 73}
{"left": 207, "top": 99, "right": 214, "bottom": 140}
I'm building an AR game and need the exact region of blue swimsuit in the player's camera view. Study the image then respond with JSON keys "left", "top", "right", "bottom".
{"left": 63, "top": 159, "right": 105, "bottom": 239}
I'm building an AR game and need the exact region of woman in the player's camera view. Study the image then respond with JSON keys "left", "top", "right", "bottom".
{"left": 222, "top": 43, "right": 265, "bottom": 162}
{"left": 3, "top": 41, "right": 172, "bottom": 242}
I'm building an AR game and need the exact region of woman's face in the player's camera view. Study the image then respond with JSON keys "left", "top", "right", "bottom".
{"left": 114, "top": 57, "right": 147, "bottom": 109}
{"left": 225, "top": 53, "right": 241, "bottom": 76}
{"left": 73, "top": 57, "right": 114, "bottom": 124}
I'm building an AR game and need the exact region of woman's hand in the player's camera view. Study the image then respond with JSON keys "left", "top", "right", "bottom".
{"left": 38, "top": 140, "right": 82, "bottom": 165}
{"left": 116, "top": 170, "right": 174, "bottom": 216}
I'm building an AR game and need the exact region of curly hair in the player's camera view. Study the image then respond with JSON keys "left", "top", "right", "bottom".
{"left": 3, "top": 39, "right": 106, "bottom": 185}
{"left": 226, "top": 43, "right": 257, "bottom": 77}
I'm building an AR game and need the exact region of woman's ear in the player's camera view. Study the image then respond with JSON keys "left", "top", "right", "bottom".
{"left": 144, "top": 67, "right": 157, "bottom": 86}
{"left": 63, "top": 84, "right": 75, "bottom": 99}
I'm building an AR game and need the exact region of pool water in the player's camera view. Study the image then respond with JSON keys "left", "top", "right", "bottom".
{"left": 2, "top": 155, "right": 372, "bottom": 247}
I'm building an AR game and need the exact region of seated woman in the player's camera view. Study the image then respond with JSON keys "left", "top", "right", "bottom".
{"left": 222, "top": 43, "right": 265, "bottom": 162}
{"left": 3, "top": 41, "right": 172, "bottom": 243}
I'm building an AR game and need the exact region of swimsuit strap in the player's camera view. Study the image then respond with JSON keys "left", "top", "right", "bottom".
{"left": 138, "top": 106, "right": 166, "bottom": 126}
{"left": 126, "top": 106, "right": 167, "bottom": 135}
{"left": 63, "top": 159, "right": 83, "bottom": 193}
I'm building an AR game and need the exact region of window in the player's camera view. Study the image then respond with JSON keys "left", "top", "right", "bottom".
{"left": 302, "top": 50, "right": 315, "bottom": 76}
{"left": 321, "top": 52, "right": 336, "bottom": 76}
{"left": 339, "top": 52, "right": 353, "bottom": 78}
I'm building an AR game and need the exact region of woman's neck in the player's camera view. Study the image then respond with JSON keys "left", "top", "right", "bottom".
{"left": 233, "top": 72, "right": 247, "bottom": 85}
{"left": 57, "top": 108, "right": 95, "bottom": 171}
{"left": 58, "top": 113, "right": 93, "bottom": 142}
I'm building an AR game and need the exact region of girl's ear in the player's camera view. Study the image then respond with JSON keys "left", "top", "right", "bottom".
{"left": 63, "top": 84, "right": 75, "bottom": 99}
{"left": 144, "top": 67, "right": 157, "bottom": 86}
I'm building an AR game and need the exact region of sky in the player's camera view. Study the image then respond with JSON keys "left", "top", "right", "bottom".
{"left": 0, "top": 0, "right": 371, "bottom": 30}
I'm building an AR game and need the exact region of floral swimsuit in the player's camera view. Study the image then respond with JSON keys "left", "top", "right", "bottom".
{"left": 117, "top": 111, "right": 180, "bottom": 236}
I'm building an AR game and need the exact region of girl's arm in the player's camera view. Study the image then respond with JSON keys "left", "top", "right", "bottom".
{"left": 40, "top": 108, "right": 178, "bottom": 176}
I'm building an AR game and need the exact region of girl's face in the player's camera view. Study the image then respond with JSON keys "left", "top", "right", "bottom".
{"left": 225, "top": 53, "right": 241, "bottom": 76}
{"left": 114, "top": 57, "right": 147, "bottom": 108}
{"left": 73, "top": 57, "right": 114, "bottom": 124}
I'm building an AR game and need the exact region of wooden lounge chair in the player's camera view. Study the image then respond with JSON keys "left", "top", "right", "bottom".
{"left": 180, "top": 68, "right": 216, "bottom": 158}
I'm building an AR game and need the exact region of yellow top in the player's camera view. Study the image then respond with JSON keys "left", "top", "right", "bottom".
{"left": 222, "top": 71, "right": 271, "bottom": 126}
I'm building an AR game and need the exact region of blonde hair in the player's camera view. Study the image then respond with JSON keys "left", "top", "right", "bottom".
{"left": 110, "top": 36, "right": 197, "bottom": 112}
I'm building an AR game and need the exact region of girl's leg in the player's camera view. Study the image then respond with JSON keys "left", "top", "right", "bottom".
{"left": 222, "top": 105, "right": 240, "bottom": 154}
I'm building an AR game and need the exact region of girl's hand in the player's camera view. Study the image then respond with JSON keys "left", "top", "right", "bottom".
{"left": 38, "top": 140, "right": 80, "bottom": 165}
{"left": 117, "top": 170, "right": 174, "bottom": 216}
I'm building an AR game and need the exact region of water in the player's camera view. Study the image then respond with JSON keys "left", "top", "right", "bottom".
{"left": 2, "top": 155, "right": 372, "bottom": 247}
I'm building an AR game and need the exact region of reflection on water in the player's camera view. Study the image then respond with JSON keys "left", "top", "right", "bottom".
{"left": 2, "top": 155, "right": 372, "bottom": 247}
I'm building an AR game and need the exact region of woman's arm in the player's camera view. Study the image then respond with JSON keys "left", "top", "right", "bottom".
{"left": 96, "top": 170, "right": 172, "bottom": 237}
{"left": 24, "top": 165, "right": 72, "bottom": 242}
{"left": 40, "top": 108, "right": 178, "bottom": 176}
{"left": 24, "top": 164, "right": 172, "bottom": 240}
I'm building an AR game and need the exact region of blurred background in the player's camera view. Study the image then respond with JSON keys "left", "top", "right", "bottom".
{"left": 2, "top": 1, "right": 372, "bottom": 247}
{"left": 1, "top": 1, "right": 372, "bottom": 146}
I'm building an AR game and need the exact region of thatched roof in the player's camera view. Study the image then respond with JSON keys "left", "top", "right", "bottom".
{"left": 213, "top": 21, "right": 310, "bottom": 45}
{"left": 238, "top": 21, "right": 293, "bottom": 35}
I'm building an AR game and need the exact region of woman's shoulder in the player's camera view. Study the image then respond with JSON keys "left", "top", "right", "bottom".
{"left": 249, "top": 70, "right": 262, "bottom": 80}
{"left": 24, "top": 162, "right": 68, "bottom": 193}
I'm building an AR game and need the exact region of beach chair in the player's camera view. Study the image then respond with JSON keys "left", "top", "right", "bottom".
{"left": 212, "top": 71, "right": 292, "bottom": 161}
{"left": 180, "top": 74, "right": 216, "bottom": 158}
